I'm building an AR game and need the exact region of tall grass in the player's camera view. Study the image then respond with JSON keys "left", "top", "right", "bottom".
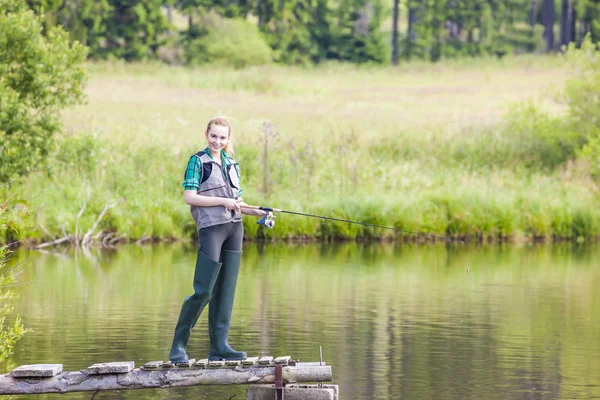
{"left": 6, "top": 55, "right": 600, "bottom": 245}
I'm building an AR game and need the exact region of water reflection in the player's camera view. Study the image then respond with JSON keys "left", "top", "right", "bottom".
{"left": 6, "top": 243, "right": 600, "bottom": 400}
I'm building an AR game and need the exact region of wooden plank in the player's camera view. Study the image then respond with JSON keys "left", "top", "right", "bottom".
{"left": 175, "top": 359, "right": 195, "bottom": 368}
{"left": 208, "top": 360, "right": 226, "bottom": 368}
{"left": 142, "top": 361, "right": 163, "bottom": 370}
{"left": 274, "top": 356, "right": 291, "bottom": 365}
{"left": 11, "top": 364, "right": 63, "bottom": 378}
{"left": 243, "top": 357, "right": 259, "bottom": 366}
{"left": 84, "top": 362, "right": 134, "bottom": 375}
{"left": 258, "top": 356, "right": 273, "bottom": 365}
{"left": 193, "top": 359, "right": 208, "bottom": 368}
{"left": 225, "top": 360, "right": 241, "bottom": 366}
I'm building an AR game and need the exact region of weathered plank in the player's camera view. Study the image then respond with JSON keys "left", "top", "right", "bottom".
{"left": 208, "top": 360, "right": 226, "bottom": 368}
{"left": 258, "top": 356, "right": 273, "bottom": 365}
{"left": 247, "top": 384, "right": 339, "bottom": 400}
{"left": 174, "top": 359, "right": 195, "bottom": 368}
{"left": 274, "top": 356, "right": 291, "bottom": 365}
{"left": 243, "top": 357, "right": 259, "bottom": 366}
{"left": 0, "top": 365, "right": 333, "bottom": 395}
{"left": 11, "top": 365, "right": 63, "bottom": 378}
{"left": 84, "top": 362, "right": 134, "bottom": 375}
{"left": 142, "top": 361, "right": 163, "bottom": 370}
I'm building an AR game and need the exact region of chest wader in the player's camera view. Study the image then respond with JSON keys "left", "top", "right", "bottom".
{"left": 168, "top": 250, "right": 222, "bottom": 363}
{"left": 208, "top": 249, "right": 246, "bottom": 361}
{"left": 169, "top": 151, "right": 247, "bottom": 363}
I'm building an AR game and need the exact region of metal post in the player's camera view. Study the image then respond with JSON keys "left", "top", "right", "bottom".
{"left": 274, "top": 364, "right": 284, "bottom": 400}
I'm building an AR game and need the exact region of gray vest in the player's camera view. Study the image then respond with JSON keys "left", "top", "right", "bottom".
{"left": 191, "top": 151, "right": 242, "bottom": 230}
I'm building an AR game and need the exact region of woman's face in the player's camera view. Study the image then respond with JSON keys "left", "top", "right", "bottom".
{"left": 205, "top": 125, "right": 229, "bottom": 154}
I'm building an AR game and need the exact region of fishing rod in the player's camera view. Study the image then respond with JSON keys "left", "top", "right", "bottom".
{"left": 240, "top": 205, "right": 464, "bottom": 243}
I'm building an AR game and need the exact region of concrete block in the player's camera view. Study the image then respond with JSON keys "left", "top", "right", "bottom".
{"left": 11, "top": 364, "right": 63, "bottom": 378}
{"left": 246, "top": 384, "right": 339, "bottom": 400}
{"left": 84, "top": 362, "right": 134, "bottom": 374}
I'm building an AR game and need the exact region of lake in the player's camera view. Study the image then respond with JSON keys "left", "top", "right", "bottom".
{"left": 7, "top": 242, "right": 600, "bottom": 399}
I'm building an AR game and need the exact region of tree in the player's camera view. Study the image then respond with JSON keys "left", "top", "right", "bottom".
{"left": 0, "top": 0, "right": 87, "bottom": 182}
{"left": 328, "top": 0, "right": 388, "bottom": 63}
{"left": 25, "top": 0, "right": 112, "bottom": 56}
{"left": 99, "top": 0, "right": 171, "bottom": 60}
{"left": 542, "top": 0, "right": 555, "bottom": 50}
{"left": 406, "top": 0, "right": 419, "bottom": 58}
{"left": 530, "top": 0, "right": 538, "bottom": 27}
{"left": 391, "top": 0, "right": 400, "bottom": 64}
{"left": 560, "top": 0, "right": 575, "bottom": 46}
{"left": 580, "top": 0, "right": 600, "bottom": 43}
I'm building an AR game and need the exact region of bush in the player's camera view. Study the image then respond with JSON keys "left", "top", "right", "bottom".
{"left": 499, "top": 103, "right": 585, "bottom": 170}
{"left": 564, "top": 36, "right": 600, "bottom": 180}
{"left": 0, "top": 0, "right": 87, "bottom": 182}
{"left": 0, "top": 200, "right": 29, "bottom": 371}
{"left": 184, "top": 15, "right": 272, "bottom": 68}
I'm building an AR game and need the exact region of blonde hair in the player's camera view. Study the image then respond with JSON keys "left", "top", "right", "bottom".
{"left": 206, "top": 116, "right": 235, "bottom": 155}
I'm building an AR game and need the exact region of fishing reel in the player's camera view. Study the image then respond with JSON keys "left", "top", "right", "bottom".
{"left": 257, "top": 211, "right": 276, "bottom": 229}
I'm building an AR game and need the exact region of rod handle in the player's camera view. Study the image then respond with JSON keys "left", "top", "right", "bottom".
{"left": 239, "top": 205, "right": 281, "bottom": 213}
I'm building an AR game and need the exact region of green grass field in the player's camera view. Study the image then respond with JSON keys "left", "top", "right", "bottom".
{"left": 9, "top": 55, "right": 600, "bottom": 245}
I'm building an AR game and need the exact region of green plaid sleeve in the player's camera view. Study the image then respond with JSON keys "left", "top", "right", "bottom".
{"left": 182, "top": 155, "right": 202, "bottom": 190}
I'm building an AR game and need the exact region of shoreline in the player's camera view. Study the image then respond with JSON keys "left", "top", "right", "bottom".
{"left": 8, "top": 232, "right": 600, "bottom": 250}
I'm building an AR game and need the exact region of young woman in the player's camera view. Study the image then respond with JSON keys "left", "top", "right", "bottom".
{"left": 169, "top": 116, "right": 267, "bottom": 363}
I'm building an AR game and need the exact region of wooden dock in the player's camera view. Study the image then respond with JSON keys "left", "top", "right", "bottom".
{"left": 0, "top": 356, "right": 336, "bottom": 399}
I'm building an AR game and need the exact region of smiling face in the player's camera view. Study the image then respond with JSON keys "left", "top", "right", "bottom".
{"left": 205, "top": 125, "right": 230, "bottom": 156}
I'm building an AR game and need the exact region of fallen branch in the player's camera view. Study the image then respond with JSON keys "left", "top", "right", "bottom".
{"left": 0, "top": 365, "right": 333, "bottom": 395}
{"left": 75, "top": 188, "right": 91, "bottom": 245}
{"left": 36, "top": 235, "right": 74, "bottom": 249}
{"left": 82, "top": 201, "right": 116, "bottom": 248}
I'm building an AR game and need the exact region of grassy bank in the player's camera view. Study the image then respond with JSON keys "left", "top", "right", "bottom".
{"left": 6, "top": 55, "right": 600, "bottom": 245}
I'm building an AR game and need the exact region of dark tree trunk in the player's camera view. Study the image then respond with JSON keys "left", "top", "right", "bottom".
{"left": 560, "top": 0, "right": 574, "bottom": 46}
{"left": 446, "top": 21, "right": 461, "bottom": 39}
{"left": 257, "top": 0, "right": 266, "bottom": 26}
{"left": 166, "top": 5, "right": 172, "bottom": 23}
{"left": 530, "top": 0, "right": 537, "bottom": 28}
{"left": 571, "top": 8, "right": 577, "bottom": 45}
{"left": 407, "top": 2, "right": 418, "bottom": 58}
{"left": 542, "top": 0, "right": 555, "bottom": 51}
{"left": 408, "top": 8, "right": 417, "bottom": 42}
{"left": 391, "top": 0, "right": 400, "bottom": 65}
{"left": 577, "top": 19, "right": 585, "bottom": 46}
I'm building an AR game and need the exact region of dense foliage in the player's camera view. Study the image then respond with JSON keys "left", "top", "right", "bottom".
{"left": 0, "top": 0, "right": 87, "bottom": 182}
{"left": 22, "top": 0, "right": 600, "bottom": 65}
{"left": 0, "top": 202, "right": 28, "bottom": 371}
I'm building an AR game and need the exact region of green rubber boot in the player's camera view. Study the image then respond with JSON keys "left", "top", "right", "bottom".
{"left": 169, "top": 250, "right": 222, "bottom": 363}
{"left": 208, "top": 249, "right": 247, "bottom": 361}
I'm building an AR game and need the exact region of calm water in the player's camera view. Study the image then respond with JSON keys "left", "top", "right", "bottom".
{"left": 6, "top": 243, "right": 600, "bottom": 400}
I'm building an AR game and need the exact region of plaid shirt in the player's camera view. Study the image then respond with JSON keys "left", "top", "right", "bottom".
{"left": 182, "top": 148, "right": 243, "bottom": 196}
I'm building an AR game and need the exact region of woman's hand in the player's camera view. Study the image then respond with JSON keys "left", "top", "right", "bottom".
{"left": 222, "top": 198, "right": 242, "bottom": 211}
{"left": 258, "top": 210, "right": 275, "bottom": 220}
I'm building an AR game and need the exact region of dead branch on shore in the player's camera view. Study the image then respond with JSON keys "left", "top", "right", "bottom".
{"left": 36, "top": 196, "right": 119, "bottom": 250}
